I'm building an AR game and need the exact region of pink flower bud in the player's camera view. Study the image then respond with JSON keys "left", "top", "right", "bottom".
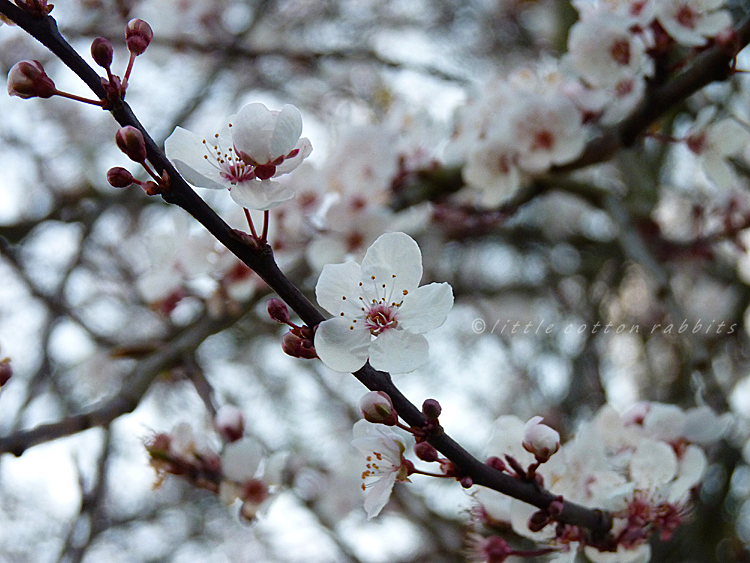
{"left": 422, "top": 398, "right": 441, "bottom": 420}
{"left": 7, "top": 60, "right": 56, "bottom": 99}
{"left": 522, "top": 416, "right": 560, "bottom": 463}
{"left": 267, "top": 298, "right": 291, "bottom": 324}
{"left": 115, "top": 126, "right": 147, "bottom": 163}
{"left": 0, "top": 358, "right": 11, "bottom": 387}
{"left": 91, "top": 37, "right": 114, "bottom": 69}
{"left": 126, "top": 19, "right": 153, "bottom": 56}
{"left": 281, "top": 331, "right": 318, "bottom": 359}
{"left": 107, "top": 166, "right": 135, "bottom": 188}
{"left": 528, "top": 509, "right": 551, "bottom": 532}
{"left": 485, "top": 456, "right": 506, "bottom": 472}
{"left": 359, "top": 391, "right": 398, "bottom": 425}
{"left": 415, "top": 441, "right": 439, "bottom": 462}
{"left": 214, "top": 405, "right": 244, "bottom": 443}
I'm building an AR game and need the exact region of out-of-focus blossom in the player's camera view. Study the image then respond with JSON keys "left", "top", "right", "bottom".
{"left": 685, "top": 108, "right": 750, "bottom": 189}
{"left": 655, "top": 0, "right": 732, "bottom": 46}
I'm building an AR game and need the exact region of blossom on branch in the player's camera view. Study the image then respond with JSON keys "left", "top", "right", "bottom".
{"left": 314, "top": 232, "right": 453, "bottom": 373}
{"left": 351, "top": 419, "right": 414, "bottom": 519}
{"left": 165, "top": 102, "right": 311, "bottom": 210}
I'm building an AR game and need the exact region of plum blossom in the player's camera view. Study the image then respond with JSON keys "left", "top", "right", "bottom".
{"left": 685, "top": 108, "right": 750, "bottom": 189}
{"left": 314, "top": 232, "right": 453, "bottom": 373}
{"left": 351, "top": 420, "right": 414, "bottom": 519}
{"left": 567, "top": 15, "right": 652, "bottom": 90}
{"left": 165, "top": 102, "right": 311, "bottom": 210}
{"left": 655, "top": 0, "right": 732, "bottom": 46}
{"left": 473, "top": 403, "right": 721, "bottom": 562}
{"left": 446, "top": 67, "right": 588, "bottom": 207}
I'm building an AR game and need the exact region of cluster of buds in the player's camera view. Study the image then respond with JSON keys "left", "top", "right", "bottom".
{"left": 267, "top": 298, "right": 317, "bottom": 359}
{"left": 146, "top": 423, "right": 223, "bottom": 494}
{"left": 146, "top": 408, "right": 285, "bottom": 522}
{"left": 7, "top": 18, "right": 152, "bottom": 108}
{"left": 108, "top": 126, "right": 169, "bottom": 195}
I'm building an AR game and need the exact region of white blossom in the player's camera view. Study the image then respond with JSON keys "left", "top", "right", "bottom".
{"left": 314, "top": 232, "right": 453, "bottom": 373}
{"left": 655, "top": 0, "right": 732, "bottom": 46}
{"left": 351, "top": 420, "right": 413, "bottom": 519}
{"left": 165, "top": 102, "right": 311, "bottom": 210}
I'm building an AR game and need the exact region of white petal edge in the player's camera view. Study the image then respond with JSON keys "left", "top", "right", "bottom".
{"left": 397, "top": 282, "right": 453, "bottom": 334}
{"left": 314, "top": 317, "right": 371, "bottom": 373}
{"left": 369, "top": 329, "right": 428, "bottom": 374}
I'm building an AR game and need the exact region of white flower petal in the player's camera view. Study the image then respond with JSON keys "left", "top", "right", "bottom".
{"left": 270, "top": 104, "right": 304, "bottom": 158}
{"left": 397, "top": 282, "right": 453, "bottom": 333}
{"left": 232, "top": 103, "right": 276, "bottom": 163}
{"left": 229, "top": 179, "right": 294, "bottom": 210}
{"left": 315, "top": 260, "right": 365, "bottom": 316}
{"left": 361, "top": 232, "right": 423, "bottom": 296}
{"left": 315, "top": 317, "right": 371, "bottom": 372}
{"left": 222, "top": 437, "right": 264, "bottom": 482}
{"left": 369, "top": 329, "right": 428, "bottom": 373}
{"left": 363, "top": 471, "right": 397, "bottom": 519}
{"left": 276, "top": 137, "right": 313, "bottom": 174}
{"left": 165, "top": 126, "right": 229, "bottom": 190}
{"left": 630, "top": 439, "right": 677, "bottom": 488}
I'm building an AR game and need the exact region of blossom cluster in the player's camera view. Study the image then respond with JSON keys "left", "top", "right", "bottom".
{"left": 472, "top": 402, "right": 730, "bottom": 563}
{"left": 146, "top": 405, "right": 285, "bottom": 521}
{"left": 446, "top": 0, "right": 735, "bottom": 208}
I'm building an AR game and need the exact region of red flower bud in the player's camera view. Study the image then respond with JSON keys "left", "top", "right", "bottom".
{"left": 267, "top": 298, "right": 291, "bottom": 325}
{"left": 414, "top": 441, "right": 439, "bottom": 462}
{"left": 126, "top": 19, "right": 153, "bottom": 56}
{"left": 91, "top": 37, "right": 114, "bottom": 69}
{"left": 115, "top": 126, "right": 147, "bottom": 163}
{"left": 422, "top": 398, "right": 441, "bottom": 420}
{"left": 107, "top": 166, "right": 135, "bottom": 188}
{"left": 7, "top": 60, "right": 56, "bottom": 99}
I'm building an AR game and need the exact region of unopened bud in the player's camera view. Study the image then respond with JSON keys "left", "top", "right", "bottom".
{"left": 126, "top": 19, "right": 153, "bottom": 56}
{"left": 91, "top": 37, "right": 114, "bottom": 69}
{"left": 359, "top": 391, "right": 398, "bottom": 425}
{"left": 107, "top": 166, "right": 135, "bottom": 188}
{"left": 414, "top": 441, "right": 439, "bottom": 462}
{"left": 267, "top": 298, "right": 291, "bottom": 324}
{"left": 528, "top": 509, "right": 551, "bottom": 532}
{"left": 486, "top": 456, "right": 506, "bottom": 472}
{"left": 460, "top": 475, "right": 473, "bottom": 488}
{"left": 115, "top": 125, "right": 147, "bottom": 163}
{"left": 0, "top": 358, "right": 11, "bottom": 386}
{"left": 214, "top": 405, "right": 244, "bottom": 443}
{"left": 7, "top": 60, "right": 56, "bottom": 99}
{"left": 281, "top": 331, "right": 317, "bottom": 359}
{"left": 422, "top": 398, "right": 441, "bottom": 420}
{"left": 522, "top": 416, "right": 560, "bottom": 463}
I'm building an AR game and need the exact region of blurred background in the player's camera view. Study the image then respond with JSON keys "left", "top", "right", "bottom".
{"left": 2, "top": 0, "right": 750, "bottom": 561}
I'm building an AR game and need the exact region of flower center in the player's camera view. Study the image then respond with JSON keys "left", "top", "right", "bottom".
{"left": 202, "top": 133, "right": 255, "bottom": 184}
{"left": 364, "top": 303, "right": 399, "bottom": 335}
